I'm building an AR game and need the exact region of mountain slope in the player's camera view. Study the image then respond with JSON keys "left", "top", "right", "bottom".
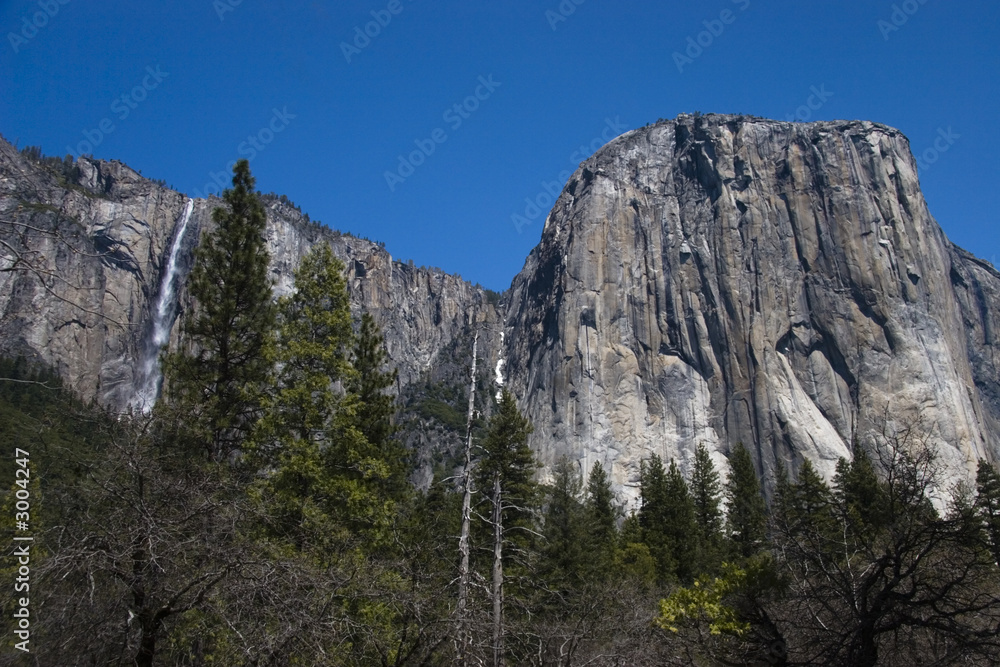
{"left": 3, "top": 115, "right": 999, "bottom": 503}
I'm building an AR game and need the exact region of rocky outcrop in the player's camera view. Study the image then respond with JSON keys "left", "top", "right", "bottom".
{"left": 0, "top": 141, "right": 195, "bottom": 407}
{"left": 0, "top": 139, "right": 499, "bottom": 421}
{"left": 501, "top": 114, "right": 1000, "bottom": 506}
{"left": 3, "top": 114, "right": 1000, "bottom": 503}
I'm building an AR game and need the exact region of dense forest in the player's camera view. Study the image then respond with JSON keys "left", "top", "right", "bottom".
{"left": 2, "top": 162, "right": 1000, "bottom": 666}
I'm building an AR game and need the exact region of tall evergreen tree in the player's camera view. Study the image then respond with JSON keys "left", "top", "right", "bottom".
{"left": 541, "top": 457, "right": 587, "bottom": 587}
{"left": 585, "top": 462, "right": 619, "bottom": 577}
{"left": 639, "top": 454, "right": 675, "bottom": 583}
{"left": 250, "top": 243, "right": 391, "bottom": 556}
{"left": 771, "top": 461, "right": 793, "bottom": 533}
{"left": 833, "top": 447, "right": 885, "bottom": 534}
{"left": 786, "top": 460, "right": 835, "bottom": 547}
{"left": 477, "top": 389, "right": 537, "bottom": 667}
{"left": 663, "top": 459, "right": 699, "bottom": 583}
{"left": 725, "top": 443, "right": 767, "bottom": 560}
{"left": 690, "top": 444, "right": 724, "bottom": 572}
{"left": 618, "top": 511, "right": 658, "bottom": 584}
{"left": 975, "top": 459, "right": 1000, "bottom": 565}
{"left": 164, "top": 159, "right": 275, "bottom": 459}
{"left": 477, "top": 390, "right": 538, "bottom": 539}
{"left": 348, "top": 312, "right": 407, "bottom": 499}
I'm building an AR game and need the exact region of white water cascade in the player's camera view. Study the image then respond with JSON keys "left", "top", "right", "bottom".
{"left": 131, "top": 199, "right": 194, "bottom": 412}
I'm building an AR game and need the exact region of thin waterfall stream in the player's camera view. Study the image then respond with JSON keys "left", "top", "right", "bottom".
{"left": 131, "top": 198, "right": 194, "bottom": 412}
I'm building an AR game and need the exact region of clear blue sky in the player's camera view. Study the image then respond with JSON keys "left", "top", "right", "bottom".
{"left": 2, "top": 0, "right": 998, "bottom": 291}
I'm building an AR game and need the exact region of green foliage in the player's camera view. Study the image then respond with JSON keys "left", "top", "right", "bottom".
{"left": 477, "top": 388, "right": 537, "bottom": 518}
{"left": 249, "top": 243, "right": 393, "bottom": 556}
{"left": 789, "top": 460, "right": 834, "bottom": 533}
{"left": 664, "top": 459, "right": 699, "bottom": 582}
{"left": 639, "top": 455, "right": 676, "bottom": 582}
{"left": 691, "top": 444, "right": 725, "bottom": 573}
{"left": 585, "top": 462, "right": 620, "bottom": 575}
{"left": 408, "top": 377, "right": 468, "bottom": 432}
{"left": 616, "top": 540, "right": 658, "bottom": 584}
{"left": 833, "top": 448, "right": 886, "bottom": 539}
{"left": 164, "top": 159, "right": 275, "bottom": 459}
{"left": 348, "top": 313, "right": 405, "bottom": 493}
{"left": 725, "top": 443, "right": 767, "bottom": 560}
{"left": 414, "top": 396, "right": 467, "bottom": 431}
{"left": 406, "top": 468, "right": 462, "bottom": 574}
{"left": 691, "top": 444, "right": 724, "bottom": 541}
{"left": 483, "top": 288, "right": 502, "bottom": 307}
{"left": 656, "top": 563, "right": 750, "bottom": 636}
{"left": 541, "top": 457, "right": 588, "bottom": 586}
{"left": 639, "top": 455, "right": 699, "bottom": 582}
{"left": 975, "top": 459, "right": 1000, "bottom": 564}
{"left": 18, "top": 145, "right": 87, "bottom": 195}
{"left": 0, "top": 359, "right": 103, "bottom": 527}
{"left": 617, "top": 512, "right": 658, "bottom": 584}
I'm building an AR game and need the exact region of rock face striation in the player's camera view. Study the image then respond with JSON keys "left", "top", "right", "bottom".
{"left": 502, "top": 115, "right": 1000, "bottom": 505}
{"left": 2, "top": 114, "right": 999, "bottom": 503}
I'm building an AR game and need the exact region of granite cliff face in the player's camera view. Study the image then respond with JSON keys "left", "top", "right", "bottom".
{"left": 2, "top": 115, "right": 999, "bottom": 502}
{"left": 501, "top": 115, "right": 1000, "bottom": 505}
{"left": 0, "top": 139, "right": 499, "bottom": 424}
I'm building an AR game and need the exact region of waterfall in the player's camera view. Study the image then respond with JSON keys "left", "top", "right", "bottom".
{"left": 131, "top": 199, "right": 194, "bottom": 412}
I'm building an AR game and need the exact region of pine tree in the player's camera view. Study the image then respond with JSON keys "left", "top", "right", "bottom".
{"left": 639, "top": 454, "right": 675, "bottom": 582}
{"left": 725, "top": 443, "right": 767, "bottom": 560}
{"left": 833, "top": 447, "right": 885, "bottom": 533}
{"left": 663, "top": 459, "right": 699, "bottom": 583}
{"left": 618, "top": 512, "right": 658, "bottom": 584}
{"left": 584, "top": 462, "right": 619, "bottom": 577}
{"left": 477, "top": 389, "right": 537, "bottom": 667}
{"left": 975, "top": 459, "right": 1000, "bottom": 565}
{"left": 787, "top": 460, "right": 835, "bottom": 544}
{"left": 477, "top": 390, "right": 538, "bottom": 536}
{"left": 250, "top": 243, "right": 391, "bottom": 556}
{"left": 541, "top": 457, "right": 587, "bottom": 587}
{"left": 165, "top": 159, "right": 275, "bottom": 459}
{"left": 690, "top": 444, "right": 724, "bottom": 572}
{"left": 348, "top": 312, "right": 407, "bottom": 499}
{"left": 771, "top": 461, "right": 793, "bottom": 533}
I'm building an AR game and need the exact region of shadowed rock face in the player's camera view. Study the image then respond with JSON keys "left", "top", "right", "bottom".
{"left": 0, "top": 139, "right": 499, "bottom": 422}
{"left": 502, "top": 114, "right": 1000, "bottom": 506}
{"left": 3, "top": 114, "right": 1000, "bottom": 503}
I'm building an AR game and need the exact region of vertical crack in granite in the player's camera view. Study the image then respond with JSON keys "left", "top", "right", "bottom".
{"left": 502, "top": 114, "right": 1000, "bottom": 506}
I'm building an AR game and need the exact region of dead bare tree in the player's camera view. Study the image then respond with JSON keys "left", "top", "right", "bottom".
{"left": 767, "top": 416, "right": 1000, "bottom": 666}
{"left": 27, "top": 412, "right": 250, "bottom": 666}
{"left": 456, "top": 327, "right": 479, "bottom": 666}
